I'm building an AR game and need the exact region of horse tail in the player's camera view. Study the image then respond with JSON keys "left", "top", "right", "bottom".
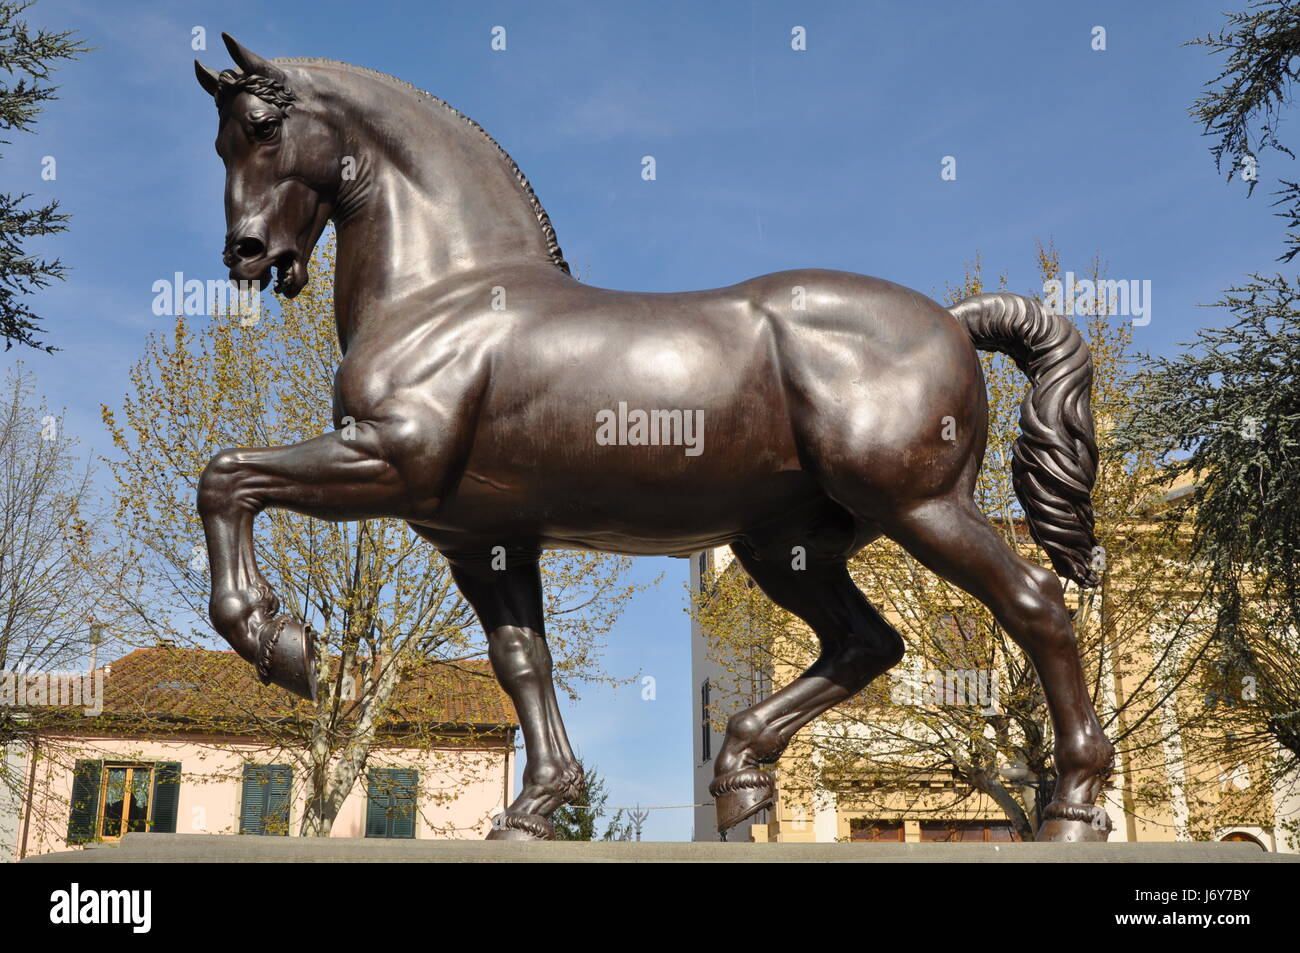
{"left": 948, "top": 292, "right": 1100, "bottom": 588}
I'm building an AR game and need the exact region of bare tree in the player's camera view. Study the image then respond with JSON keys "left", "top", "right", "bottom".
{"left": 0, "top": 362, "right": 126, "bottom": 805}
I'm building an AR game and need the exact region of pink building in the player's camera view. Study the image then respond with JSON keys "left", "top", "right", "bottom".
{"left": 10, "top": 647, "right": 517, "bottom": 859}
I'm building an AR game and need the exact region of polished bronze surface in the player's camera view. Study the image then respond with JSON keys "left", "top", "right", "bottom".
{"left": 195, "top": 34, "right": 1113, "bottom": 841}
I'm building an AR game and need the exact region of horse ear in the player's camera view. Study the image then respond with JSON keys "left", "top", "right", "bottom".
{"left": 195, "top": 60, "right": 221, "bottom": 98}
{"left": 221, "top": 32, "right": 286, "bottom": 82}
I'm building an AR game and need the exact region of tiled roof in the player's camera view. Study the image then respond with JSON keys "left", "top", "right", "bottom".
{"left": 38, "top": 646, "right": 516, "bottom": 734}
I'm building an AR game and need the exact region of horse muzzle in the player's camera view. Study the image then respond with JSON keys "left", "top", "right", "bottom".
{"left": 225, "top": 249, "right": 305, "bottom": 298}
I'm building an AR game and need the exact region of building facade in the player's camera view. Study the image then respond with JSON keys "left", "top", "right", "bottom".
{"left": 6, "top": 647, "right": 517, "bottom": 859}
{"left": 689, "top": 543, "right": 1300, "bottom": 850}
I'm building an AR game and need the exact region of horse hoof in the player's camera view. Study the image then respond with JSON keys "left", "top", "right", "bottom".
{"left": 486, "top": 812, "right": 554, "bottom": 841}
{"left": 256, "top": 615, "right": 318, "bottom": 701}
{"left": 710, "top": 768, "right": 775, "bottom": 834}
{"left": 1036, "top": 802, "right": 1111, "bottom": 842}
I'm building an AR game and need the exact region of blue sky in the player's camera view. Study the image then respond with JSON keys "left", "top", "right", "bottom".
{"left": 5, "top": 0, "right": 1290, "bottom": 840}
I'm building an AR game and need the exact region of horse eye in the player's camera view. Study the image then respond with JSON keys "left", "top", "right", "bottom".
{"left": 251, "top": 118, "right": 280, "bottom": 141}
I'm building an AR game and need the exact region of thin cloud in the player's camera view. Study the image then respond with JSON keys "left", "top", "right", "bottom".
{"left": 557, "top": 79, "right": 692, "bottom": 142}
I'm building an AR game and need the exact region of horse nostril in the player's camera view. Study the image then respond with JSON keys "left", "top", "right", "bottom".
{"left": 233, "top": 237, "right": 265, "bottom": 260}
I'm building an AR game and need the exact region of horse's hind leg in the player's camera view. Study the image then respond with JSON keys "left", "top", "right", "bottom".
{"left": 711, "top": 542, "right": 904, "bottom": 835}
{"left": 445, "top": 551, "right": 583, "bottom": 841}
{"left": 881, "top": 494, "right": 1115, "bottom": 842}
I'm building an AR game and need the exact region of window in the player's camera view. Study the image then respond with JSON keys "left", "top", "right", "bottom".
{"left": 849, "top": 819, "right": 905, "bottom": 842}
{"left": 920, "top": 820, "right": 1022, "bottom": 842}
{"left": 1220, "top": 831, "right": 1266, "bottom": 850}
{"left": 930, "top": 613, "right": 986, "bottom": 669}
{"left": 99, "top": 764, "right": 152, "bottom": 839}
{"left": 366, "top": 768, "right": 418, "bottom": 839}
{"left": 240, "top": 764, "right": 293, "bottom": 835}
{"left": 700, "top": 679, "right": 712, "bottom": 763}
{"left": 66, "top": 760, "right": 181, "bottom": 845}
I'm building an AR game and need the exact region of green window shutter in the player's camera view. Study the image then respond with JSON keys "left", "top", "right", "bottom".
{"left": 240, "top": 765, "right": 291, "bottom": 836}
{"left": 66, "top": 759, "right": 103, "bottom": 845}
{"left": 365, "top": 772, "right": 388, "bottom": 838}
{"left": 240, "top": 765, "right": 269, "bottom": 835}
{"left": 150, "top": 762, "right": 181, "bottom": 833}
{"left": 366, "top": 768, "right": 418, "bottom": 839}
{"left": 266, "top": 765, "right": 292, "bottom": 835}
{"left": 389, "top": 769, "right": 417, "bottom": 839}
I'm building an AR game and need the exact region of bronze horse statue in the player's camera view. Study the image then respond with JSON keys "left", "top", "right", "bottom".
{"left": 194, "top": 34, "right": 1114, "bottom": 842}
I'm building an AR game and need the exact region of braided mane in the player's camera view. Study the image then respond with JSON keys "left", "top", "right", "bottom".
{"left": 227, "top": 57, "right": 571, "bottom": 275}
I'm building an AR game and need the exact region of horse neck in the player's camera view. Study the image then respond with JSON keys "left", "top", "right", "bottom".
{"left": 318, "top": 68, "right": 557, "bottom": 347}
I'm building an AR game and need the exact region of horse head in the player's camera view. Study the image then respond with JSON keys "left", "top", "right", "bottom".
{"left": 196, "top": 34, "right": 336, "bottom": 298}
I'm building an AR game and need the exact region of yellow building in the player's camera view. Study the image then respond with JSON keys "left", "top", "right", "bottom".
{"left": 689, "top": 532, "right": 1300, "bottom": 851}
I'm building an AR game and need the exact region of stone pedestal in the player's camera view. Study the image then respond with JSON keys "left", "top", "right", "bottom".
{"left": 23, "top": 834, "right": 1298, "bottom": 863}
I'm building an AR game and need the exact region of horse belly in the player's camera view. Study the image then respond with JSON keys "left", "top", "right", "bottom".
{"left": 427, "top": 465, "right": 825, "bottom": 555}
{"left": 426, "top": 387, "right": 819, "bottom": 554}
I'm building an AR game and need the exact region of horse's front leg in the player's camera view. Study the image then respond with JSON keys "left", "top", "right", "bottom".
{"left": 445, "top": 552, "right": 584, "bottom": 841}
{"left": 197, "top": 422, "right": 422, "bottom": 699}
